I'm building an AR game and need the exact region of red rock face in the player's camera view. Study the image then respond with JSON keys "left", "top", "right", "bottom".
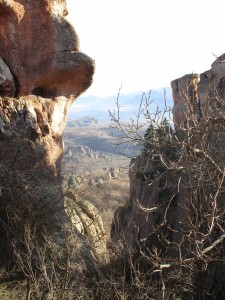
{"left": 0, "top": 0, "right": 95, "bottom": 177}
{"left": 0, "top": 0, "right": 95, "bottom": 98}
{"left": 0, "top": 0, "right": 95, "bottom": 181}
{"left": 0, "top": 0, "right": 95, "bottom": 244}
{"left": 171, "top": 55, "right": 225, "bottom": 127}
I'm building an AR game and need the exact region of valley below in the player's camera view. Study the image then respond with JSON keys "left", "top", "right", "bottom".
{"left": 62, "top": 117, "right": 141, "bottom": 235}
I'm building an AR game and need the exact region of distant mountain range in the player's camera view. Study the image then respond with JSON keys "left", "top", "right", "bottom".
{"left": 68, "top": 87, "right": 173, "bottom": 123}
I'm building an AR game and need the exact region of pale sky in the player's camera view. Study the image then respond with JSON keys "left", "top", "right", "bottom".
{"left": 66, "top": 0, "right": 224, "bottom": 97}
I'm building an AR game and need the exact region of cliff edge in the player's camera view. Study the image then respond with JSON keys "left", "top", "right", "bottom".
{"left": 0, "top": 0, "right": 109, "bottom": 266}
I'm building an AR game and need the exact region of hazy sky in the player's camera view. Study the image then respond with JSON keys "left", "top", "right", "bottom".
{"left": 66, "top": 0, "right": 224, "bottom": 97}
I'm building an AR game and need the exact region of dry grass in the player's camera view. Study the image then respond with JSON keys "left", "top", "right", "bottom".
{"left": 0, "top": 269, "right": 27, "bottom": 300}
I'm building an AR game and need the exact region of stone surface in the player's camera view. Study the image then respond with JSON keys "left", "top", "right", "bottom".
{"left": 111, "top": 55, "right": 225, "bottom": 260}
{"left": 0, "top": 57, "right": 16, "bottom": 97}
{"left": 171, "top": 54, "right": 225, "bottom": 128}
{"left": 64, "top": 191, "right": 109, "bottom": 264}
{"left": 111, "top": 153, "right": 192, "bottom": 257}
{"left": 171, "top": 73, "right": 200, "bottom": 127}
{"left": 0, "top": 0, "right": 98, "bottom": 261}
{"left": 0, "top": 0, "right": 95, "bottom": 98}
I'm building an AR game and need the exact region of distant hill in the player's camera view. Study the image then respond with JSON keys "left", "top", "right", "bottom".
{"left": 68, "top": 88, "right": 173, "bottom": 123}
{"left": 67, "top": 116, "right": 99, "bottom": 127}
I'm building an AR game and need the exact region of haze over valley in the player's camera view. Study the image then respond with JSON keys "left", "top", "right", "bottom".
{"left": 68, "top": 87, "right": 173, "bottom": 122}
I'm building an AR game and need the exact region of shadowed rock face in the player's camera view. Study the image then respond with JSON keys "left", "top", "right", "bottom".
{"left": 111, "top": 55, "right": 225, "bottom": 265}
{"left": 0, "top": 57, "right": 16, "bottom": 96}
{"left": 0, "top": 0, "right": 97, "bottom": 257}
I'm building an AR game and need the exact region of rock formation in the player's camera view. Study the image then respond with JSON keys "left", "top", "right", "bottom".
{"left": 171, "top": 54, "right": 225, "bottom": 128}
{"left": 112, "top": 55, "right": 225, "bottom": 245}
{"left": 171, "top": 73, "right": 200, "bottom": 126}
{"left": 64, "top": 191, "right": 109, "bottom": 265}
{"left": 111, "top": 55, "right": 225, "bottom": 296}
{"left": 0, "top": 0, "right": 109, "bottom": 267}
{"left": 0, "top": 0, "right": 94, "bottom": 98}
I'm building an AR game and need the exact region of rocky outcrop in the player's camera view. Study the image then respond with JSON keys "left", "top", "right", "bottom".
{"left": 111, "top": 152, "right": 179, "bottom": 253}
{"left": 171, "top": 73, "right": 200, "bottom": 126}
{"left": 171, "top": 54, "right": 225, "bottom": 128}
{"left": 111, "top": 55, "right": 225, "bottom": 296}
{"left": 0, "top": 57, "right": 16, "bottom": 97}
{"left": 64, "top": 191, "right": 109, "bottom": 265}
{"left": 0, "top": 0, "right": 99, "bottom": 262}
{"left": 0, "top": 0, "right": 94, "bottom": 98}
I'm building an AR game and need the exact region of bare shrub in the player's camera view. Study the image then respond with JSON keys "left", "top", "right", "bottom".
{"left": 0, "top": 143, "right": 105, "bottom": 299}
{"left": 108, "top": 85, "right": 225, "bottom": 299}
{"left": 1, "top": 82, "right": 225, "bottom": 299}
{"left": 2, "top": 219, "right": 100, "bottom": 299}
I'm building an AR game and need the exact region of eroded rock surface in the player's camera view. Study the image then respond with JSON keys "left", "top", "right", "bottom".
{"left": 171, "top": 54, "right": 225, "bottom": 128}
{"left": 0, "top": 57, "right": 16, "bottom": 97}
{"left": 0, "top": 0, "right": 109, "bottom": 267}
{"left": 111, "top": 55, "right": 225, "bottom": 266}
{"left": 171, "top": 73, "right": 200, "bottom": 126}
{"left": 65, "top": 191, "right": 109, "bottom": 265}
{"left": 0, "top": 0, "right": 94, "bottom": 98}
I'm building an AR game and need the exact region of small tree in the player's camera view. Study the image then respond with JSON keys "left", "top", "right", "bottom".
{"left": 143, "top": 117, "right": 172, "bottom": 151}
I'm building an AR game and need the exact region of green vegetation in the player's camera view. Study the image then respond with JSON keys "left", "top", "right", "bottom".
{"left": 143, "top": 117, "right": 171, "bottom": 148}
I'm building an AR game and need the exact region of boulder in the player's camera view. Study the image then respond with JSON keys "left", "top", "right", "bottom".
{"left": 0, "top": 57, "right": 16, "bottom": 97}
{"left": 111, "top": 171, "right": 118, "bottom": 179}
{"left": 107, "top": 172, "right": 112, "bottom": 179}
{"left": 97, "top": 178, "right": 104, "bottom": 187}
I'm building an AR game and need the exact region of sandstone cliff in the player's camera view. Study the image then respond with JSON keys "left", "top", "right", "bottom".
{"left": 0, "top": 0, "right": 94, "bottom": 98}
{"left": 0, "top": 0, "right": 108, "bottom": 267}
